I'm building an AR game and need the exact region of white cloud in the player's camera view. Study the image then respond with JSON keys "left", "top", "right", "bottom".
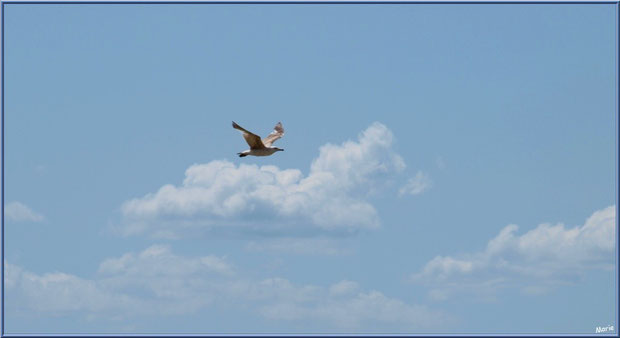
{"left": 5, "top": 201, "right": 44, "bottom": 222}
{"left": 6, "top": 245, "right": 233, "bottom": 318}
{"left": 5, "top": 262, "right": 142, "bottom": 316}
{"left": 226, "top": 277, "right": 449, "bottom": 331}
{"left": 95, "top": 245, "right": 233, "bottom": 312}
{"left": 399, "top": 171, "right": 432, "bottom": 196}
{"left": 98, "top": 244, "right": 233, "bottom": 277}
{"left": 119, "top": 122, "right": 407, "bottom": 238}
{"left": 412, "top": 205, "right": 616, "bottom": 299}
{"left": 413, "top": 256, "right": 474, "bottom": 282}
{"left": 5, "top": 245, "right": 446, "bottom": 332}
{"left": 329, "top": 280, "right": 360, "bottom": 296}
{"left": 258, "top": 287, "right": 448, "bottom": 331}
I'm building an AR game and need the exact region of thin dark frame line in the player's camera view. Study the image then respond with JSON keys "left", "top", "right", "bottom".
{"left": 0, "top": 1, "right": 618, "bottom": 4}
{"left": 616, "top": 1, "right": 619, "bottom": 336}
{"left": 0, "top": 334, "right": 615, "bottom": 336}
{"left": 1, "top": 335, "right": 605, "bottom": 336}
{"left": 2, "top": 1, "right": 5, "bottom": 336}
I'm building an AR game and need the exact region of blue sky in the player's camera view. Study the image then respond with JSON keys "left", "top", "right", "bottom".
{"left": 2, "top": 3, "right": 617, "bottom": 334}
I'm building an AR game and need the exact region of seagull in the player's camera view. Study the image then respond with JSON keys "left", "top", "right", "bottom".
{"left": 232, "top": 121, "right": 285, "bottom": 157}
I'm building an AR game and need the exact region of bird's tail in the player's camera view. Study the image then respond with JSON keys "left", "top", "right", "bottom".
{"left": 238, "top": 152, "right": 247, "bottom": 157}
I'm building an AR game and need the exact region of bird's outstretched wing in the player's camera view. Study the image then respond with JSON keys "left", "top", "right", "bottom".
{"left": 232, "top": 121, "right": 265, "bottom": 149}
{"left": 262, "top": 122, "right": 284, "bottom": 147}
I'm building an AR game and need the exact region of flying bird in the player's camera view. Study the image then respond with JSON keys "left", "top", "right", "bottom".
{"left": 232, "top": 121, "right": 285, "bottom": 157}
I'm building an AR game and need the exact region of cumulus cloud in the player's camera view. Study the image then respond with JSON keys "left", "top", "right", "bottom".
{"left": 98, "top": 244, "right": 233, "bottom": 277}
{"left": 258, "top": 286, "right": 447, "bottom": 331}
{"left": 329, "top": 280, "right": 360, "bottom": 296}
{"left": 411, "top": 205, "right": 616, "bottom": 300}
{"left": 5, "top": 201, "right": 44, "bottom": 222}
{"left": 222, "top": 277, "right": 449, "bottom": 331}
{"left": 399, "top": 171, "right": 432, "bottom": 196}
{"left": 5, "top": 262, "right": 142, "bottom": 316}
{"left": 119, "top": 122, "right": 407, "bottom": 238}
{"left": 6, "top": 245, "right": 446, "bottom": 332}
{"left": 6, "top": 245, "right": 233, "bottom": 318}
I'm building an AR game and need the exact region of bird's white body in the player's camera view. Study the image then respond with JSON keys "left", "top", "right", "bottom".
{"left": 239, "top": 148, "right": 280, "bottom": 157}
{"left": 232, "top": 121, "right": 285, "bottom": 158}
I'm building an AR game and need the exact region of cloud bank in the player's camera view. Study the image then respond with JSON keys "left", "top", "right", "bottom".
{"left": 6, "top": 245, "right": 447, "bottom": 332}
{"left": 120, "top": 122, "right": 408, "bottom": 238}
{"left": 411, "top": 205, "right": 616, "bottom": 300}
{"left": 5, "top": 245, "right": 232, "bottom": 318}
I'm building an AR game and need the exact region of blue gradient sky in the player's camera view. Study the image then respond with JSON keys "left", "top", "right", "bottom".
{"left": 3, "top": 3, "right": 617, "bottom": 334}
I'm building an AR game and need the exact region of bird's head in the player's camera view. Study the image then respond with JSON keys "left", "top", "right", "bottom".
{"left": 274, "top": 147, "right": 284, "bottom": 152}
